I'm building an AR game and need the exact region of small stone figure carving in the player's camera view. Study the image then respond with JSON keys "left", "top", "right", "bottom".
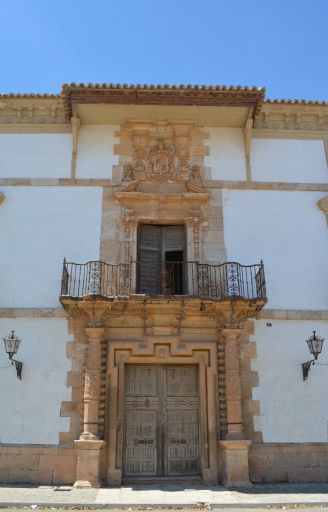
{"left": 123, "top": 165, "right": 134, "bottom": 182}
{"left": 133, "top": 160, "right": 145, "bottom": 178}
{"left": 191, "top": 165, "right": 201, "bottom": 181}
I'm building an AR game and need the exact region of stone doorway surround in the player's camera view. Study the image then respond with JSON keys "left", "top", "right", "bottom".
{"left": 106, "top": 337, "right": 218, "bottom": 485}
{"left": 64, "top": 297, "right": 263, "bottom": 489}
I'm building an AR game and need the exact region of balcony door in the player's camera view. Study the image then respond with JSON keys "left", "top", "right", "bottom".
{"left": 138, "top": 224, "right": 185, "bottom": 295}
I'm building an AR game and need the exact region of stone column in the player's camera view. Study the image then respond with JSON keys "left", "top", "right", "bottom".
{"left": 74, "top": 326, "right": 105, "bottom": 488}
{"left": 219, "top": 328, "right": 251, "bottom": 487}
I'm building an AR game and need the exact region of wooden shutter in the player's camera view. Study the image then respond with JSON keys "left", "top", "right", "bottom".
{"left": 163, "top": 225, "right": 185, "bottom": 254}
{"left": 138, "top": 225, "right": 161, "bottom": 294}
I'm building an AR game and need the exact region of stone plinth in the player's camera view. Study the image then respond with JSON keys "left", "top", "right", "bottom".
{"left": 74, "top": 439, "right": 105, "bottom": 488}
{"left": 220, "top": 439, "right": 252, "bottom": 487}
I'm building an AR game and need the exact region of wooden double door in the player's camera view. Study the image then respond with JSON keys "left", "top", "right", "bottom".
{"left": 124, "top": 364, "right": 200, "bottom": 478}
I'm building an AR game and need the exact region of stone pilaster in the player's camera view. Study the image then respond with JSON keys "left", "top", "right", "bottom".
{"left": 221, "top": 328, "right": 243, "bottom": 439}
{"left": 80, "top": 327, "right": 105, "bottom": 440}
{"left": 74, "top": 326, "right": 106, "bottom": 488}
{"left": 220, "top": 328, "right": 251, "bottom": 487}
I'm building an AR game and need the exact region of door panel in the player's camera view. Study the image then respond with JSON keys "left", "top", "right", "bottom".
{"left": 165, "top": 366, "right": 199, "bottom": 475}
{"left": 124, "top": 364, "right": 200, "bottom": 479}
{"left": 125, "top": 365, "right": 158, "bottom": 396}
{"left": 124, "top": 366, "right": 159, "bottom": 476}
{"left": 167, "top": 409, "right": 199, "bottom": 475}
{"left": 125, "top": 410, "right": 158, "bottom": 475}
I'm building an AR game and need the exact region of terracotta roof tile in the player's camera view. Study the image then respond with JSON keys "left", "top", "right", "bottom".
{"left": 0, "top": 93, "right": 59, "bottom": 98}
{"left": 265, "top": 98, "right": 328, "bottom": 105}
{"left": 61, "top": 82, "right": 264, "bottom": 92}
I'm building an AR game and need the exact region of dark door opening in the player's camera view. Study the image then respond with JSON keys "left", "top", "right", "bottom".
{"left": 165, "top": 250, "right": 184, "bottom": 295}
{"left": 138, "top": 225, "right": 185, "bottom": 295}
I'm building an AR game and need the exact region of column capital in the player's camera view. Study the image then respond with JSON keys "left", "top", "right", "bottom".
{"left": 318, "top": 194, "right": 328, "bottom": 225}
{"left": 220, "top": 439, "right": 251, "bottom": 450}
{"left": 71, "top": 115, "right": 81, "bottom": 128}
{"left": 85, "top": 326, "right": 106, "bottom": 340}
{"left": 220, "top": 328, "right": 242, "bottom": 342}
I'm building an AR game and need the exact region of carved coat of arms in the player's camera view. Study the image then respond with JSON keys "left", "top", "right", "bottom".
{"left": 124, "top": 141, "right": 200, "bottom": 182}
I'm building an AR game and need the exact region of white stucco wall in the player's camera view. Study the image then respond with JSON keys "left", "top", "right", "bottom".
{"left": 223, "top": 189, "right": 328, "bottom": 310}
{"left": 76, "top": 124, "right": 119, "bottom": 179}
{"left": 0, "top": 317, "right": 71, "bottom": 444}
{"left": 0, "top": 134, "right": 72, "bottom": 179}
{"left": 252, "top": 319, "right": 328, "bottom": 442}
{"left": 0, "top": 186, "right": 103, "bottom": 308}
{"left": 251, "top": 139, "right": 328, "bottom": 183}
{"left": 205, "top": 127, "right": 246, "bottom": 181}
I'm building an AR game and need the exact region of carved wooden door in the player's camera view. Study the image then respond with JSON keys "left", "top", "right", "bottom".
{"left": 138, "top": 225, "right": 185, "bottom": 295}
{"left": 124, "top": 364, "right": 200, "bottom": 478}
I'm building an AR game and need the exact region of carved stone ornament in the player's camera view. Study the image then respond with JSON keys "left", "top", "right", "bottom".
{"left": 84, "top": 370, "right": 100, "bottom": 400}
{"left": 124, "top": 141, "right": 195, "bottom": 182}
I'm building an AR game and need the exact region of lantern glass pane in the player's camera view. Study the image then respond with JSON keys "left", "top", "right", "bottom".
{"left": 305, "top": 332, "right": 324, "bottom": 358}
{"left": 4, "top": 338, "right": 15, "bottom": 354}
{"left": 312, "top": 338, "right": 323, "bottom": 357}
{"left": 306, "top": 339, "right": 313, "bottom": 354}
{"left": 3, "top": 334, "right": 21, "bottom": 356}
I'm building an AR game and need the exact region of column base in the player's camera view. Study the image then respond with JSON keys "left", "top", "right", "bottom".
{"left": 220, "top": 439, "right": 252, "bottom": 487}
{"left": 74, "top": 439, "right": 105, "bottom": 488}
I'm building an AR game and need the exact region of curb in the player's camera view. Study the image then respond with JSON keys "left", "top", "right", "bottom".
{"left": 1, "top": 502, "right": 328, "bottom": 509}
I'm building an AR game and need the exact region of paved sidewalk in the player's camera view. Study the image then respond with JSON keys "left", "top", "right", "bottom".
{"left": 0, "top": 483, "right": 328, "bottom": 508}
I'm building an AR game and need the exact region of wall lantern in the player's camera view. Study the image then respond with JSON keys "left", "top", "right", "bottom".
{"left": 3, "top": 331, "right": 23, "bottom": 379}
{"left": 302, "top": 331, "right": 324, "bottom": 381}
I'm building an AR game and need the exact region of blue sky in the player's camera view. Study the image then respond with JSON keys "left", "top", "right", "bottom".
{"left": 1, "top": 0, "right": 327, "bottom": 100}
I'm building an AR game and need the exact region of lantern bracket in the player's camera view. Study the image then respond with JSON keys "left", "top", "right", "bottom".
{"left": 302, "top": 359, "right": 315, "bottom": 381}
{"left": 11, "top": 359, "right": 23, "bottom": 380}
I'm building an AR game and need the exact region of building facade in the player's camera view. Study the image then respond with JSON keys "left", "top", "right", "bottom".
{"left": 0, "top": 84, "right": 328, "bottom": 487}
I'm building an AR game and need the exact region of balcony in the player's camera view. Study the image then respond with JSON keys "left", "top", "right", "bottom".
{"left": 60, "top": 259, "right": 266, "bottom": 304}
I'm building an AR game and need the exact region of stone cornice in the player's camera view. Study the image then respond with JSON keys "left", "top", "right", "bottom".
{"left": 61, "top": 83, "right": 265, "bottom": 119}
{"left": 0, "top": 124, "right": 71, "bottom": 133}
{"left": 2, "top": 307, "right": 328, "bottom": 321}
{"left": 0, "top": 97, "right": 67, "bottom": 125}
{"left": 255, "top": 102, "right": 328, "bottom": 132}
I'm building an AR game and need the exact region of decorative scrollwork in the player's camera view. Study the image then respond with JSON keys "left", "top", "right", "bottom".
{"left": 119, "top": 263, "right": 131, "bottom": 296}
{"left": 197, "top": 264, "right": 209, "bottom": 297}
{"left": 87, "top": 261, "right": 101, "bottom": 295}
{"left": 226, "top": 263, "right": 240, "bottom": 296}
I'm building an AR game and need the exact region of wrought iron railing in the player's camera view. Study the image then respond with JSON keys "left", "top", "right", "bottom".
{"left": 60, "top": 259, "right": 266, "bottom": 301}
